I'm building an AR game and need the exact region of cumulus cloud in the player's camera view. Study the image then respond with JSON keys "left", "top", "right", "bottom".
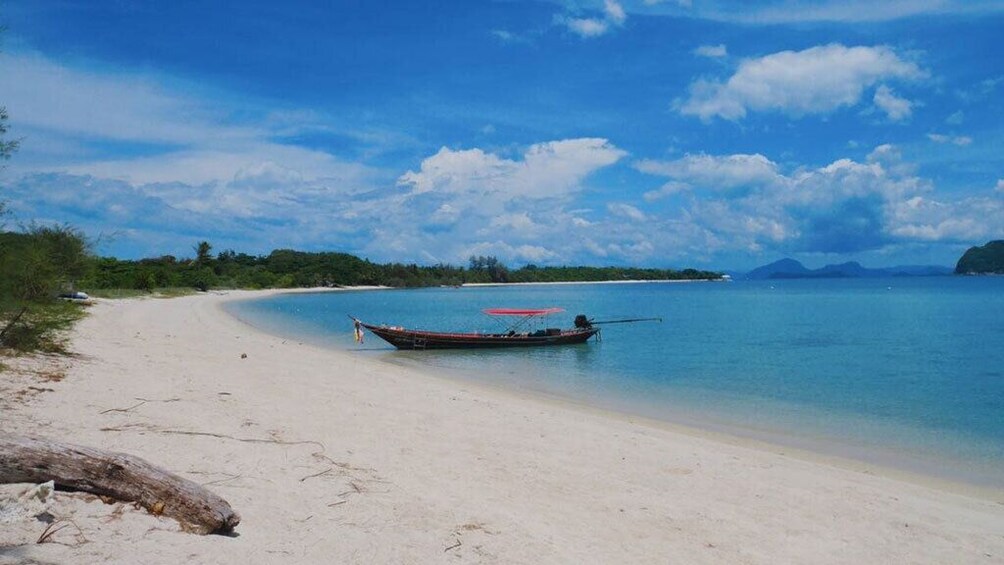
{"left": 889, "top": 195, "right": 1004, "bottom": 242}
{"left": 636, "top": 145, "right": 1002, "bottom": 255}
{"left": 678, "top": 44, "right": 925, "bottom": 121}
{"left": 397, "top": 139, "right": 626, "bottom": 203}
{"left": 358, "top": 138, "right": 630, "bottom": 263}
{"left": 694, "top": 44, "right": 727, "bottom": 58}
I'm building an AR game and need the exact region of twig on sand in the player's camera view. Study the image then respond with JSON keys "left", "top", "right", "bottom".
{"left": 99, "top": 397, "right": 181, "bottom": 414}
{"left": 299, "top": 468, "right": 334, "bottom": 482}
{"left": 202, "top": 473, "right": 242, "bottom": 486}
{"left": 36, "top": 519, "right": 88, "bottom": 547}
{"left": 100, "top": 401, "right": 148, "bottom": 414}
{"left": 100, "top": 427, "right": 326, "bottom": 452}
{"left": 444, "top": 539, "right": 463, "bottom": 552}
{"left": 36, "top": 521, "right": 69, "bottom": 544}
{"left": 135, "top": 397, "right": 181, "bottom": 404}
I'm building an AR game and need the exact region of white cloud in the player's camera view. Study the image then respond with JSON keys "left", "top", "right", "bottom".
{"left": 678, "top": 44, "right": 925, "bottom": 121}
{"left": 0, "top": 49, "right": 380, "bottom": 190}
{"left": 397, "top": 139, "right": 626, "bottom": 202}
{"left": 635, "top": 153, "right": 781, "bottom": 190}
{"left": 0, "top": 50, "right": 246, "bottom": 145}
{"left": 889, "top": 195, "right": 1004, "bottom": 242}
{"left": 350, "top": 139, "right": 632, "bottom": 264}
{"left": 560, "top": 0, "right": 627, "bottom": 38}
{"left": 694, "top": 44, "right": 727, "bottom": 58}
{"left": 605, "top": 0, "right": 628, "bottom": 24}
{"left": 607, "top": 202, "right": 647, "bottom": 221}
{"left": 872, "top": 85, "right": 913, "bottom": 121}
{"left": 926, "top": 133, "right": 973, "bottom": 146}
{"left": 635, "top": 145, "right": 1002, "bottom": 255}
{"left": 564, "top": 18, "right": 609, "bottom": 38}
{"left": 463, "top": 241, "right": 558, "bottom": 264}
{"left": 491, "top": 30, "right": 530, "bottom": 44}
{"left": 643, "top": 180, "right": 690, "bottom": 201}
{"left": 997, "top": 179, "right": 1004, "bottom": 193}
{"left": 946, "top": 110, "right": 965, "bottom": 125}
{"left": 488, "top": 212, "right": 538, "bottom": 233}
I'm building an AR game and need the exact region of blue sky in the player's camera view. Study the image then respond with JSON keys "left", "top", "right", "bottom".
{"left": 1, "top": 0, "right": 1002, "bottom": 270}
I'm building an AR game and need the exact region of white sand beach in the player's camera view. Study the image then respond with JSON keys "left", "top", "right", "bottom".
{"left": 2, "top": 290, "right": 1002, "bottom": 564}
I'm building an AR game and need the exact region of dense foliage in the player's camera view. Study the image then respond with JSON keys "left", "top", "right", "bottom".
{"left": 0, "top": 227, "right": 91, "bottom": 352}
{"left": 78, "top": 247, "right": 722, "bottom": 290}
{"left": 955, "top": 240, "right": 1004, "bottom": 274}
{"left": 0, "top": 227, "right": 90, "bottom": 301}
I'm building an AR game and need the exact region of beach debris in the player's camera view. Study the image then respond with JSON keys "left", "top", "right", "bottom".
{"left": 0, "top": 480, "right": 55, "bottom": 523}
{"left": 240, "top": 353, "right": 247, "bottom": 359}
{"left": 0, "top": 433, "right": 240, "bottom": 535}
{"left": 99, "top": 397, "right": 181, "bottom": 415}
{"left": 35, "top": 517, "right": 89, "bottom": 547}
{"left": 444, "top": 538, "right": 463, "bottom": 552}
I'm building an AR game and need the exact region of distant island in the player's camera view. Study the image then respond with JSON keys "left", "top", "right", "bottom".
{"left": 743, "top": 258, "right": 952, "bottom": 280}
{"left": 955, "top": 240, "right": 1004, "bottom": 274}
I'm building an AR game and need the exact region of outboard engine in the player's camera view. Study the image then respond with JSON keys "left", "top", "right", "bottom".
{"left": 574, "top": 314, "right": 592, "bottom": 329}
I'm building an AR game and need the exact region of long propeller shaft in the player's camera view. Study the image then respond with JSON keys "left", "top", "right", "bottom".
{"left": 590, "top": 317, "right": 662, "bottom": 325}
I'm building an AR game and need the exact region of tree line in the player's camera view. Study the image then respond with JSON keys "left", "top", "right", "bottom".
{"left": 81, "top": 245, "right": 722, "bottom": 291}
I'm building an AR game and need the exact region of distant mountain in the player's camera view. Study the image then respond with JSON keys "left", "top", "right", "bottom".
{"left": 746, "top": 259, "right": 812, "bottom": 279}
{"left": 744, "top": 259, "right": 952, "bottom": 280}
{"left": 955, "top": 240, "right": 1004, "bottom": 274}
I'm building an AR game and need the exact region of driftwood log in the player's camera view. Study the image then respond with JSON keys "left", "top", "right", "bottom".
{"left": 0, "top": 433, "right": 240, "bottom": 534}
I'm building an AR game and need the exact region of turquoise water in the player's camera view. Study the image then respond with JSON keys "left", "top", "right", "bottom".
{"left": 226, "top": 278, "right": 1004, "bottom": 487}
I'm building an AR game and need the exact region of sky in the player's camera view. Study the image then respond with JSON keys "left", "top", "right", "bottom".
{"left": 1, "top": 0, "right": 1002, "bottom": 270}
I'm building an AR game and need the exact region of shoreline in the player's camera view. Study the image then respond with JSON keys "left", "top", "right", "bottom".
{"left": 3, "top": 289, "right": 1002, "bottom": 563}
{"left": 228, "top": 287, "right": 1004, "bottom": 498}
{"left": 459, "top": 277, "right": 727, "bottom": 287}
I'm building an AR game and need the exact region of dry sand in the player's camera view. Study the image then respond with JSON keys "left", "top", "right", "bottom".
{"left": 2, "top": 289, "right": 1002, "bottom": 564}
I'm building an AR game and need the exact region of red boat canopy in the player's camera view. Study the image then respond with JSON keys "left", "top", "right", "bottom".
{"left": 482, "top": 307, "right": 564, "bottom": 316}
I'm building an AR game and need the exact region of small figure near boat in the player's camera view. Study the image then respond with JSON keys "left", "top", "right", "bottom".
{"left": 353, "top": 319, "right": 364, "bottom": 344}
{"left": 350, "top": 308, "right": 660, "bottom": 350}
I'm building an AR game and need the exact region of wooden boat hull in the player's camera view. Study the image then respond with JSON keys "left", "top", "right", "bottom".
{"left": 359, "top": 323, "right": 599, "bottom": 350}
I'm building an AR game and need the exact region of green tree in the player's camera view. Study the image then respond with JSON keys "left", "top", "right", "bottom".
{"left": 0, "top": 106, "right": 18, "bottom": 164}
{"left": 194, "top": 241, "right": 213, "bottom": 265}
{"left": 0, "top": 225, "right": 90, "bottom": 301}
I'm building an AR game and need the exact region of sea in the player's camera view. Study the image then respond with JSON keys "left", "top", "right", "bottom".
{"left": 225, "top": 277, "right": 1004, "bottom": 489}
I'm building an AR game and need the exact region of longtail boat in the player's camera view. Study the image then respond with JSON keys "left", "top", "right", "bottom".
{"left": 351, "top": 308, "right": 600, "bottom": 350}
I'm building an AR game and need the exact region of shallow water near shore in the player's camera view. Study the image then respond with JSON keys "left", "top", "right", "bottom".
{"left": 226, "top": 277, "right": 1004, "bottom": 488}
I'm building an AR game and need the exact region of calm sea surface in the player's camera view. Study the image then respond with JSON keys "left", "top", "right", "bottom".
{"left": 225, "top": 277, "right": 1004, "bottom": 487}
